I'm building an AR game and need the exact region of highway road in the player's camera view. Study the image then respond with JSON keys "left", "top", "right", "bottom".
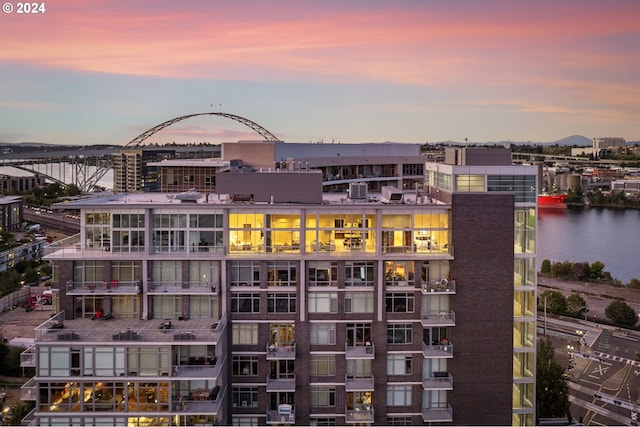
{"left": 23, "top": 207, "right": 80, "bottom": 235}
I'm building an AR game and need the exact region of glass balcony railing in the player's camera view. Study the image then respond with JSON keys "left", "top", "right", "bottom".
{"left": 420, "top": 311, "right": 456, "bottom": 327}
{"left": 20, "top": 377, "right": 37, "bottom": 401}
{"left": 345, "top": 374, "right": 375, "bottom": 392}
{"left": 266, "top": 405, "right": 295, "bottom": 424}
{"left": 422, "top": 372, "right": 453, "bottom": 390}
{"left": 422, "top": 403, "right": 453, "bottom": 423}
{"left": 345, "top": 405, "right": 374, "bottom": 423}
{"left": 421, "top": 279, "right": 456, "bottom": 294}
{"left": 345, "top": 342, "right": 375, "bottom": 359}
{"left": 422, "top": 342, "right": 454, "bottom": 358}
{"left": 20, "top": 345, "right": 36, "bottom": 367}
{"left": 266, "top": 342, "right": 296, "bottom": 360}
{"left": 266, "top": 375, "right": 296, "bottom": 392}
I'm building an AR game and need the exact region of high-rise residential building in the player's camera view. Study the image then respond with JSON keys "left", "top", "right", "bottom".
{"left": 27, "top": 146, "right": 538, "bottom": 425}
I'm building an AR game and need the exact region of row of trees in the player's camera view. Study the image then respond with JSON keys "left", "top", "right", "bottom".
{"left": 540, "top": 258, "right": 640, "bottom": 287}
{"left": 9, "top": 182, "right": 82, "bottom": 208}
{"left": 541, "top": 289, "right": 638, "bottom": 328}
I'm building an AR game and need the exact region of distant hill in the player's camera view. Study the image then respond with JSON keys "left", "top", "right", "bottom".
{"left": 433, "top": 135, "right": 593, "bottom": 147}
{"left": 549, "top": 135, "right": 592, "bottom": 146}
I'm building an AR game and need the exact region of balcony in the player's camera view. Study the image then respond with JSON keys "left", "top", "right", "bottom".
{"left": 20, "top": 346, "right": 36, "bottom": 367}
{"left": 21, "top": 407, "right": 36, "bottom": 426}
{"left": 173, "top": 356, "right": 221, "bottom": 379}
{"left": 266, "top": 342, "right": 296, "bottom": 360}
{"left": 266, "top": 404, "right": 295, "bottom": 424}
{"left": 345, "top": 374, "right": 375, "bottom": 392}
{"left": 35, "top": 311, "right": 227, "bottom": 346}
{"left": 345, "top": 405, "right": 374, "bottom": 423}
{"left": 20, "top": 377, "right": 37, "bottom": 401}
{"left": 174, "top": 386, "right": 224, "bottom": 415}
{"left": 422, "top": 342, "right": 454, "bottom": 358}
{"left": 66, "top": 279, "right": 140, "bottom": 295}
{"left": 421, "top": 279, "right": 456, "bottom": 294}
{"left": 266, "top": 375, "right": 296, "bottom": 392}
{"left": 420, "top": 311, "right": 456, "bottom": 327}
{"left": 422, "top": 372, "right": 453, "bottom": 390}
{"left": 149, "top": 281, "right": 218, "bottom": 294}
{"left": 345, "top": 342, "right": 375, "bottom": 359}
{"left": 422, "top": 403, "right": 453, "bottom": 423}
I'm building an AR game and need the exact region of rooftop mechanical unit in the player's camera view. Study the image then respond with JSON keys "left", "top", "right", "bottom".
{"left": 349, "top": 182, "right": 368, "bottom": 200}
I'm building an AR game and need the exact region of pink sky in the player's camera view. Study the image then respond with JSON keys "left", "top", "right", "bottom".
{"left": 1, "top": 0, "right": 639, "bottom": 145}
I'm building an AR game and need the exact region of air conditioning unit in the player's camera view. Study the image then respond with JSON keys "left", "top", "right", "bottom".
{"left": 381, "top": 186, "right": 403, "bottom": 204}
{"left": 349, "top": 182, "right": 368, "bottom": 200}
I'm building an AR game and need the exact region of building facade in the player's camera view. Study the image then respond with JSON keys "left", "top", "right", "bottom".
{"left": 27, "top": 148, "right": 537, "bottom": 426}
{"left": 0, "top": 195, "right": 23, "bottom": 232}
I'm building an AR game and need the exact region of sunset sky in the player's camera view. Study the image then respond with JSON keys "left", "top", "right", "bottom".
{"left": 1, "top": 0, "right": 639, "bottom": 146}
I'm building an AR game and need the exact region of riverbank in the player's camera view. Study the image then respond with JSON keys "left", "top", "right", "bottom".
{"left": 538, "top": 275, "right": 640, "bottom": 325}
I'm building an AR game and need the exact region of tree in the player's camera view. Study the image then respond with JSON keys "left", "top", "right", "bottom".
{"left": 566, "top": 293, "right": 587, "bottom": 318}
{"left": 629, "top": 278, "right": 640, "bottom": 289}
{"left": 541, "top": 290, "right": 567, "bottom": 315}
{"left": 540, "top": 259, "right": 551, "bottom": 275}
{"left": 572, "top": 262, "right": 590, "bottom": 281}
{"left": 605, "top": 299, "right": 638, "bottom": 327}
{"left": 537, "top": 338, "right": 571, "bottom": 422}
{"left": 589, "top": 261, "right": 606, "bottom": 280}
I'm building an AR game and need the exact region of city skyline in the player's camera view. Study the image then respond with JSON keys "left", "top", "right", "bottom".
{"left": 1, "top": 0, "right": 639, "bottom": 146}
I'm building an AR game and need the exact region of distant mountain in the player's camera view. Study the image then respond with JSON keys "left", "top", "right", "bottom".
{"left": 549, "top": 135, "right": 591, "bottom": 146}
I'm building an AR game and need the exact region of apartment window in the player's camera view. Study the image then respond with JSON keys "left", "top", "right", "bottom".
{"left": 488, "top": 174, "right": 537, "bottom": 203}
{"left": 387, "top": 324, "right": 413, "bottom": 344}
{"left": 267, "top": 261, "right": 297, "bottom": 286}
{"left": 387, "top": 354, "right": 412, "bottom": 375}
{"left": 310, "top": 418, "right": 336, "bottom": 426}
{"left": 387, "top": 385, "right": 412, "bottom": 406}
{"left": 308, "top": 292, "right": 338, "bottom": 313}
{"left": 111, "top": 261, "right": 141, "bottom": 283}
{"left": 384, "top": 261, "right": 415, "bottom": 286}
{"left": 232, "top": 417, "right": 259, "bottom": 426}
{"left": 345, "top": 292, "right": 374, "bottom": 313}
{"left": 233, "top": 356, "right": 258, "bottom": 376}
{"left": 229, "top": 261, "right": 260, "bottom": 287}
{"left": 346, "top": 359, "right": 371, "bottom": 379}
{"left": 152, "top": 295, "right": 182, "bottom": 319}
{"left": 455, "top": 174, "right": 485, "bottom": 192}
{"left": 311, "top": 386, "right": 336, "bottom": 407}
{"left": 310, "top": 355, "right": 336, "bottom": 376}
{"left": 112, "top": 213, "right": 145, "bottom": 253}
{"left": 308, "top": 261, "right": 338, "bottom": 287}
{"left": 189, "top": 213, "right": 223, "bottom": 228}
{"left": 267, "top": 293, "right": 296, "bottom": 313}
{"left": 231, "top": 293, "right": 260, "bottom": 313}
{"left": 151, "top": 261, "right": 181, "bottom": 286}
{"left": 189, "top": 261, "right": 220, "bottom": 290}
{"left": 402, "top": 163, "right": 424, "bottom": 176}
{"left": 73, "top": 261, "right": 104, "bottom": 287}
{"left": 310, "top": 324, "right": 337, "bottom": 345}
{"left": 385, "top": 293, "right": 415, "bottom": 313}
{"left": 232, "top": 324, "right": 258, "bottom": 345}
{"left": 189, "top": 213, "right": 224, "bottom": 252}
{"left": 232, "top": 387, "right": 258, "bottom": 407}
{"left": 110, "top": 295, "right": 139, "bottom": 319}
{"left": 190, "top": 295, "right": 217, "bottom": 319}
{"left": 387, "top": 416, "right": 413, "bottom": 426}
{"left": 345, "top": 261, "right": 374, "bottom": 286}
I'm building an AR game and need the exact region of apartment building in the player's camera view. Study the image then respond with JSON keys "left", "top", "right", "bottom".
{"left": 26, "top": 147, "right": 537, "bottom": 426}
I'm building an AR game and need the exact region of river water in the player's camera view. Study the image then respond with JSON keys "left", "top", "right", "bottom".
{"left": 537, "top": 207, "right": 640, "bottom": 283}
